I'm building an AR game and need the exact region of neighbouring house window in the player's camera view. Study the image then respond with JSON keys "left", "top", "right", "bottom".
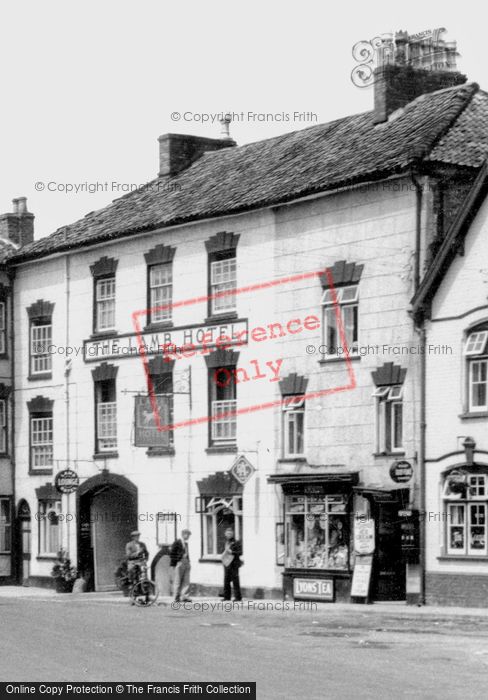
{"left": 210, "top": 255, "right": 237, "bottom": 315}
{"left": 283, "top": 396, "right": 305, "bottom": 457}
{"left": 373, "top": 385, "right": 404, "bottom": 453}
{"left": 0, "top": 498, "right": 11, "bottom": 553}
{"left": 149, "top": 371, "right": 174, "bottom": 446}
{"left": 95, "top": 378, "right": 117, "bottom": 452}
{"left": 149, "top": 264, "right": 173, "bottom": 323}
{"left": 0, "top": 302, "right": 5, "bottom": 355}
{"left": 0, "top": 399, "right": 6, "bottom": 454}
{"left": 465, "top": 329, "right": 488, "bottom": 412}
{"left": 95, "top": 277, "right": 116, "bottom": 332}
{"left": 200, "top": 496, "right": 243, "bottom": 558}
{"left": 31, "top": 414, "right": 54, "bottom": 469}
{"left": 27, "top": 300, "right": 54, "bottom": 377}
{"left": 322, "top": 284, "right": 359, "bottom": 356}
{"left": 209, "top": 366, "right": 237, "bottom": 444}
{"left": 285, "top": 494, "right": 349, "bottom": 570}
{"left": 444, "top": 472, "right": 488, "bottom": 556}
{"left": 38, "top": 500, "right": 61, "bottom": 556}
{"left": 30, "top": 321, "right": 52, "bottom": 375}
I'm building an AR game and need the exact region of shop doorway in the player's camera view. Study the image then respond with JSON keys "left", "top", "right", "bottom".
{"left": 77, "top": 473, "right": 137, "bottom": 592}
{"left": 16, "top": 500, "right": 31, "bottom": 585}
{"left": 372, "top": 502, "right": 406, "bottom": 601}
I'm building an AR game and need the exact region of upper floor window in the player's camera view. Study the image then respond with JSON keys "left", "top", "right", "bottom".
{"left": 205, "top": 349, "right": 239, "bottom": 447}
{"left": 90, "top": 256, "right": 118, "bottom": 334}
{"left": 210, "top": 255, "right": 237, "bottom": 314}
{"left": 0, "top": 398, "right": 7, "bottom": 454}
{"left": 144, "top": 244, "right": 176, "bottom": 325}
{"left": 0, "top": 301, "right": 5, "bottom": 355}
{"left": 319, "top": 261, "right": 363, "bottom": 358}
{"left": 27, "top": 396, "right": 54, "bottom": 472}
{"left": 371, "top": 363, "right": 406, "bottom": 455}
{"left": 27, "top": 300, "right": 54, "bottom": 378}
{"left": 465, "top": 328, "right": 488, "bottom": 413}
{"left": 283, "top": 396, "right": 305, "bottom": 457}
{"left": 92, "top": 363, "right": 118, "bottom": 455}
{"left": 205, "top": 231, "right": 240, "bottom": 318}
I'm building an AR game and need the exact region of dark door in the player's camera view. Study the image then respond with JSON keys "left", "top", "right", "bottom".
{"left": 16, "top": 500, "right": 31, "bottom": 585}
{"left": 372, "top": 504, "right": 406, "bottom": 601}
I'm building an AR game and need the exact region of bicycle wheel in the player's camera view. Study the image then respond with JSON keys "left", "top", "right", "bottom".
{"left": 130, "top": 579, "right": 159, "bottom": 607}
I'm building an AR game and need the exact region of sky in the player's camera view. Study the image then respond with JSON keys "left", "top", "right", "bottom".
{"left": 0, "top": 0, "right": 486, "bottom": 239}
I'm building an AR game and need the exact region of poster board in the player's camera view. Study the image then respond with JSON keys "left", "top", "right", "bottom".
{"left": 350, "top": 554, "right": 373, "bottom": 599}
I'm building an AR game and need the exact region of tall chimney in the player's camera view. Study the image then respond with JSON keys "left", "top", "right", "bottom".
{"left": 0, "top": 197, "right": 34, "bottom": 247}
{"left": 158, "top": 133, "right": 236, "bottom": 177}
{"left": 373, "top": 30, "right": 466, "bottom": 124}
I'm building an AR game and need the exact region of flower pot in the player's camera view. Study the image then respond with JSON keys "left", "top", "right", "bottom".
{"left": 55, "top": 578, "right": 74, "bottom": 594}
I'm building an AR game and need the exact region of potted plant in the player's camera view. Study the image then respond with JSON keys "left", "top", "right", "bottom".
{"left": 51, "top": 549, "right": 77, "bottom": 593}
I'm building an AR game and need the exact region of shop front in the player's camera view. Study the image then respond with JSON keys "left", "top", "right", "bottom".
{"left": 269, "top": 473, "right": 359, "bottom": 603}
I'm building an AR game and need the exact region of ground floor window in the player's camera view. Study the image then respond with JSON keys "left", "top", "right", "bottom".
{"left": 285, "top": 494, "right": 349, "bottom": 569}
{"left": 0, "top": 497, "right": 11, "bottom": 553}
{"left": 200, "top": 496, "right": 242, "bottom": 558}
{"left": 38, "top": 500, "right": 61, "bottom": 556}
{"left": 444, "top": 471, "right": 488, "bottom": 556}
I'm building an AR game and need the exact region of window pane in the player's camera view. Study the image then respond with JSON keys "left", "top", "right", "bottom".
{"left": 150, "top": 264, "right": 172, "bottom": 322}
{"left": 448, "top": 504, "right": 465, "bottom": 552}
{"left": 470, "top": 360, "right": 488, "bottom": 409}
{"left": 341, "top": 285, "right": 359, "bottom": 303}
{"left": 286, "top": 513, "right": 306, "bottom": 567}
{"left": 469, "top": 504, "right": 486, "bottom": 553}
{"left": 325, "top": 307, "right": 338, "bottom": 353}
{"left": 211, "top": 258, "right": 236, "bottom": 313}
{"left": 465, "top": 331, "right": 488, "bottom": 356}
{"left": 31, "top": 324, "right": 52, "bottom": 374}
{"left": 96, "top": 278, "right": 115, "bottom": 330}
{"left": 392, "top": 402, "right": 403, "bottom": 450}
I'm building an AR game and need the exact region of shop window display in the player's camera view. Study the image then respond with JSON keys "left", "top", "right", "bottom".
{"left": 284, "top": 494, "right": 349, "bottom": 569}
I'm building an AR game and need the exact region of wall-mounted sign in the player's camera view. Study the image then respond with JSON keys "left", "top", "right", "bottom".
{"left": 55, "top": 469, "right": 79, "bottom": 494}
{"left": 230, "top": 455, "right": 256, "bottom": 485}
{"left": 134, "top": 395, "right": 172, "bottom": 447}
{"left": 390, "top": 460, "right": 413, "bottom": 484}
{"left": 354, "top": 517, "right": 375, "bottom": 554}
{"left": 350, "top": 554, "right": 373, "bottom": 599}
{"left": 83, "top": 319, "right": 248, "bottom": 362}
{"left": 293, "top": 577, "right": 334, "bottom": 601}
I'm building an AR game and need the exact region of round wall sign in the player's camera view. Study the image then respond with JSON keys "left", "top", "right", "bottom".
{"left": 390, "top": 460, "right": 413, "bottom": 484}
{"left": 55, "top": 469, "right": 80, "bottom": 494}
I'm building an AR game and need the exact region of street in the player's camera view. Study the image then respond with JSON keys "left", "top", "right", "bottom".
{"left": 2, "top": 593, "right": 488, "bottom": 698}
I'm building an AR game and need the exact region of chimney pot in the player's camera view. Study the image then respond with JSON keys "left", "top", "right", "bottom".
{"left": 12, "top": 198, "right": 19, "bottom": 215}
{"left": 0, "top": 195, "right": 34, "bottom": 247}
{"left": 17, "top": 196, "right": 28, "bottom": 214}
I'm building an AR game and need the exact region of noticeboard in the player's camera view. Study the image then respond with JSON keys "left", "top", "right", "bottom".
{"left": 350, "top": 554, "right": 373, "bottom": 598}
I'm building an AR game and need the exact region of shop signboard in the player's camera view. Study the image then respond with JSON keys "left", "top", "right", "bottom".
{"left": 350, "top": 554, "right": 373, "bottom": 599}
{"left": 354, "top": 517, "right": 375, "bottom": 554}
{"left": 293, "top": 578, "right": 334, "bottom": 601}
{"left": 55, "top": 469, "right": 79, "bottom": 494}
{"left": 134, "top": 395, "right": 171, "bottom": 447}
{"left": 389, "top": 460, "right": 413, "bottom": 483}
{"left": 230, "top": 455, "right": 255, "bottom": 485}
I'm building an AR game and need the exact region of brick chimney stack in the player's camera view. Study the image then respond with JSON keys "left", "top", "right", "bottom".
{"left": 373, "top": 29, "right": 467, "bottom": 124}
{"left": 0, "top": 197, "right": 35, "bottom": 247}
{"left": 158, "top": 133, "right": 236, "bottom": 177}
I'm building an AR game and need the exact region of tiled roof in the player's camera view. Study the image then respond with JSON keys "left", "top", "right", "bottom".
{"left": 0, "top": 238, "right": 18, "bottom": 264}
{"left": 9, "top": 82, "right": 488, "bottom": 264}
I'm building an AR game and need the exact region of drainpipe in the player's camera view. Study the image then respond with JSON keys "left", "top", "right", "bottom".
{"left": 64, "top": 253, "right": 72, "bottom": 555}
{"left": 8, "top": 267, "right": 16, "bottom": 582}
{"left": 410, "top": 167, "right": 426, "bottom": 604}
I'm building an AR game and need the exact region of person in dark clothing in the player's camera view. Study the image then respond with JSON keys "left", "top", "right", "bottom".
{"left": 221, "top": 527, "right": 242, "bottom": 601}
{"left": 125, "top": 530, "right": 149, "bottom": 584}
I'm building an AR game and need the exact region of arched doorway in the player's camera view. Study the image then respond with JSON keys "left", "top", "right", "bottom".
{"left": 16, "top": 500, "right": 31, "bottom": 585}
{"left": 77, "top": 472, "right": 137, "bottom": 592}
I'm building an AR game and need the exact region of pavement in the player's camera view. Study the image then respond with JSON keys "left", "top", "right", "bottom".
{"left": 2, "top": 585, "right": 488, "bottom": 618}
{"left": 2, "top": 588, "right": 488, "bottom": 697}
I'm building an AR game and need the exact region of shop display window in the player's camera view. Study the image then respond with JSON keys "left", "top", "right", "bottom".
{"left": 284, "top": 494, "right": 349, "bottom": 569}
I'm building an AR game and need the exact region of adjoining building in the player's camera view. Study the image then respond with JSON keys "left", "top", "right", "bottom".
{"left": 0, "top": 197, "right": 34, "bottom": 583}
{"left": 413, "top": 162, "right": 488, "bottom": 607}
{"left": 4, "top": 32, "right": 488, "bottom": 603}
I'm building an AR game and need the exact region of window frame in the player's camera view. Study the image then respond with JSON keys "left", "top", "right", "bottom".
{"left": 374, "top": 384, "right": 404, "bottom": 454}
{"left": 444, "top": 471, "right": 488, "bottom": 557}
{"left": 94, "top": 275, "right": 116, "bottom": 333}
{"left": 38, "top": 499, "right": 61, "bottom": 557}
{"left": 0, "top": 398, "right": 7, "bottom": 455}
{"left": 94, "top": 378, "right": 117, "bottom": 453}
{"left": 148, "top": 262, "right": 173, "bottom": 324}
{"left": 208, "top": 250, "right": 237, "bottom": 318}
{"left": 0, "top": 497, "right": 11, "bottom": 554}
{"left": 200, "top": 495, "right": 243, "bottom": 559}
{"left": 468, "top": 358, "right": 488, "bottom": 413}
{"left": 30, "top": 412, "right": 54, "bottom": 471}
{"left": 208, "top": 365, "right": 237, "bottom": 446}
{"left": 0, "top": 301, "right": 6, "bottom": 356}
{"left": 282, "top": 396, "right": 305, "bottom": 458}
{"left": 321, "top": 284, "right": 359, "bottom": 357}
{"left": 30, "top": 321, "right": 52, "bottom": 376}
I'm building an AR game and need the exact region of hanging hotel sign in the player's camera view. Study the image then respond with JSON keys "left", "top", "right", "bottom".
{"left": 55, "top": 469, "right": 79, "bottom": 494}
{"left": 83, "top": 319, "right": 248, "bottom": 362}
{"left": 354, "top": 517, "right": 375, "bottom": 555}
{"left": 293, "top": 577, "right": 334, "bottom": 601}
{"left": 230, "top": 455, "right": 256, "bottom": 485}
{"left": 134, "top": 395, "right": 172, "bottom": 447}
{"left": 390, "top": 460, "right": 413, "bottom": 484}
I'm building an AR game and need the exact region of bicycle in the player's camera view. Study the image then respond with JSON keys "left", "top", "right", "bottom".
{"left": 129, "top": 560, "right": 159, "bottom": 607}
